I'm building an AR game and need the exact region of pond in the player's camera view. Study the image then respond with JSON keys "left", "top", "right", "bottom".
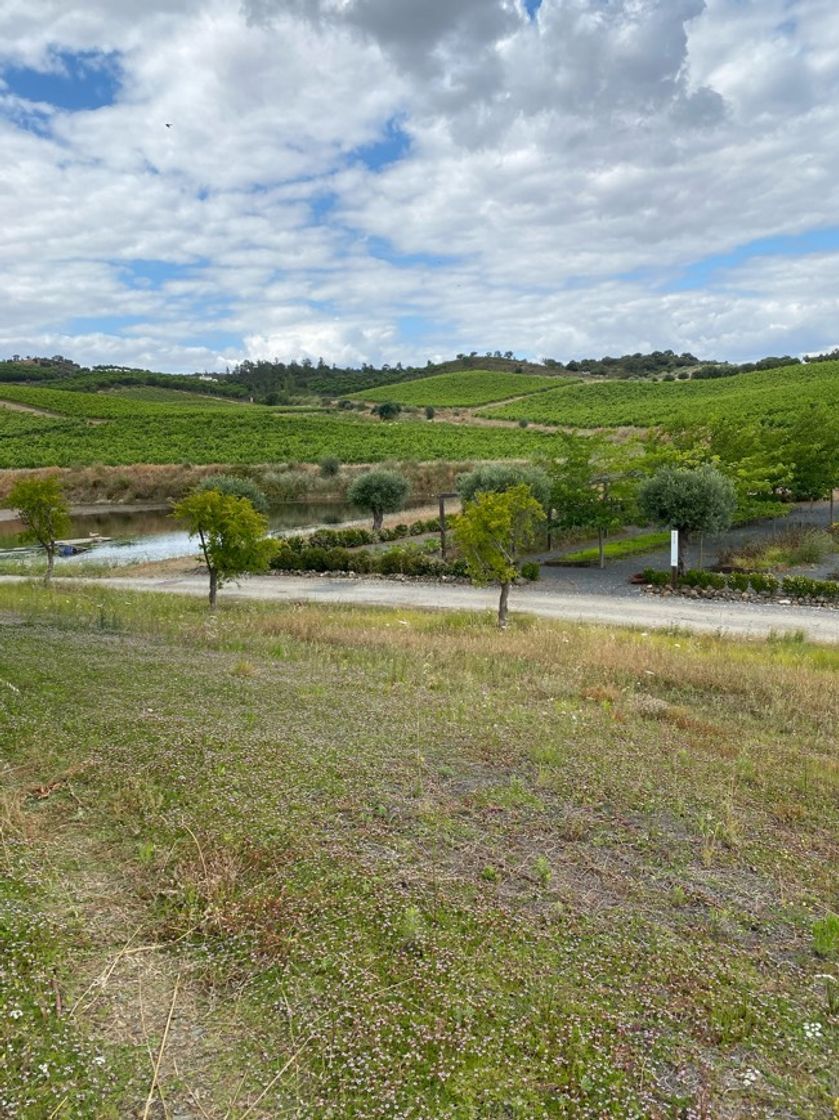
{"left": 0, "top": 500, "right": 427, "bottom": 567}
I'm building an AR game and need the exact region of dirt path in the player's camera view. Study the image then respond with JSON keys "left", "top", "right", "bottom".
{"left": 5, "top": 573, "right": 836, "bottom": 643}
{"left": 0, "top": 398, "right": 63, "bottom": 418}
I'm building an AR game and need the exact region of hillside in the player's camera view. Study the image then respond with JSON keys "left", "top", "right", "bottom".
{"left": 349, "top": 369, "right": 564, "bottom": 407}
{"left": 480, "top": 360, "right": 839, "bottom": 429}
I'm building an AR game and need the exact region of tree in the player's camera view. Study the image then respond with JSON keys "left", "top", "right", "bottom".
{"left": 172, "top": 490, "right": 277, "bottom": 608}
{"left": 7, "top": 475, "right": 71, "bottom": 586}
{"left": 548, "top": 435, "right": 638, "bottom": 567}
{"left": 425, "top": 406, "right": 435, "bottom": 421}
{"left": 347, "top": 469, "right": 410, "bottom": 531}
{"left": 373, "top": 401, "right": 401, "bottom": 421}
{"left": 196, "top": 473, "right": 269, "bottom": 513}
{"left": 454, "top": 484, "right": 545, "bottom": 628}
{"left": 638, "top": 465, "right": 736, "bottom": 573}
{"left": 457, "top": 463, "right": 551, "bottom": 512}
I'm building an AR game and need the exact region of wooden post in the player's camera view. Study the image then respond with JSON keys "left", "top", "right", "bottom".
{"left": 438, "top": 492, "right": 458, "bottom": 560}
{"left": 670, "top": 529, "right": 679, "bottom": 589}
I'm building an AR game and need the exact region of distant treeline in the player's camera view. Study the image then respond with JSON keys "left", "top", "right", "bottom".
{"left": 1, "top": 345, "right": 835, "bottom": 403}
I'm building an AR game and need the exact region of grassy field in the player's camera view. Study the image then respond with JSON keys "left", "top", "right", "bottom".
{"left": 349, "top": 370, "right": 563, "bottom": 407}
{"left": 1, "top": 583, "right": 836, "bottom": 1118}
{"left": 102, "top": 386, "right": 248, "bottom": 406}
{"left": 479, "top": 361, "right": 839, "bottom": 428}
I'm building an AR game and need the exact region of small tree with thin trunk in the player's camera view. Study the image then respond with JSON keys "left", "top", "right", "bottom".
{"left": 638, "top": 465, "right": 736, "bottom": 574}
{"left": 172, "top": 490, "right": 277, "bottom": 608}
{"left": 454, "top": 484, "right": 545, "bottom": 627}
{"left": 7, "top": 475, "right": 71, "bottom": 586}
{"left": 347, "top": 469, "right": 410, "bottom": 532}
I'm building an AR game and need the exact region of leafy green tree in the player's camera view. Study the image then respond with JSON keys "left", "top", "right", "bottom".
{"left": 782, "top": 405, "right": 839, "bottom": 505}
{"left": 373, "top": 401, "right": 401, "bottom": 421}
{"left": 196, "top": 473, "right": 269, "bottom": 513}
{"left": 454, "top": 484, "right": 545, "bottom": 627}
{"left": 548, "top": 435, "right": 638, "bottom": 567}
{"left": 457, "top": 463, "right": 551, "bottom": 512}
{"left": 347, "top": 469, "right": 410, "bottom": 531}
{"left": 638, "top": 465, "right": 736, "bottom": 573}
{"left": 7, "top": 475, "right": 71, "bottom": 586}
{"left": 172, "top": 490, "right": 277, "bottom": 608}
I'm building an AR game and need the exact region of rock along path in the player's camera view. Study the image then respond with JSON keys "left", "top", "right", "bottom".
{"left": 6, "top": 573, "right": 837, "bottom": 644}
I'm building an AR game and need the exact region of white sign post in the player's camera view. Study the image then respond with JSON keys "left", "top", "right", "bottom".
{"left": 670, "top": 529, "right": 679, "bottom": 588}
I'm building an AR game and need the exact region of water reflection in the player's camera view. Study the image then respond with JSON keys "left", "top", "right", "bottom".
{"left": 0, "top": 501, "right": 419, "bottom": 566}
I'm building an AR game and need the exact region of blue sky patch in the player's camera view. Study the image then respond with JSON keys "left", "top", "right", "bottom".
{"left": 122, "top": 260, "right": 200, "bottom": 289}
{"left": 666, "top": 226, "right": 839, "bottom": 291}
{"left": 523, "top": 0, "right": 543, "bottom": 19}
{"left": 2, "top": 49, "right": 122, "bottom": 112}
{"left": 353, "top": 117, "right": 411, "bottom": 171}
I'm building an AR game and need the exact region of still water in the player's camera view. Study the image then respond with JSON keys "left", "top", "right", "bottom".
{"left": 0, "top": 501, "right": 404, "bottom": 566}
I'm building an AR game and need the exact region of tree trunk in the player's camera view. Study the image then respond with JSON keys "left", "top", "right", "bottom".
{"left": 677, "top": 529, "right": 690, "bottom": 576}
{"left": 44, "top": 546, "right": 55, "bottom": 588}
{"left": 372, "top": 509, "right": 384, "bottom": 532}
{"left": 208, "top": 568, "right": 218, "bottom": 610}
{"left": 498, "top": 581, "right": 510, "bottom": 629}
{"left": 598, "top": 527, "right": 605, "bottom": 569}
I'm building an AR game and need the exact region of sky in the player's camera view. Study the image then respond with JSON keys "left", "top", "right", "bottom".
{"left": 1, "top": 0, "right": 838, "bottom": 373}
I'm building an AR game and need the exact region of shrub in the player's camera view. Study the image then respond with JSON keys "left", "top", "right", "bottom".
{"left": 748, "top": 572, "right": 779, "bottom": 594}
{"left": 520, "top": 561, "right": 541, "bottom": 582}
{"left": 641, "top": 568, "right": 670, "bottom": 587}
{"left": 781, "top": 575, "right": 839, "bottom": 601}
{"left": 680, "top": 570, "right": 726, "bottom": 590}
{"left": 196, "top": 473, "right": 269, "bottom": 513}
{"left": 425, "top": 406, "right": 435, "bottom": 420}
{"left": 319, "top": 456, "right": 341, "bottom": 478}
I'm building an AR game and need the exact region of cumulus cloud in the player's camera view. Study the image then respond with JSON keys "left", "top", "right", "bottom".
{"left": 1, "top": 0, "right": 838, "bottom": 369}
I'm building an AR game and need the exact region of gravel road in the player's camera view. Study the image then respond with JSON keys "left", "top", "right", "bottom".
{"left": 7, "top": 573, "right": 836, "bottom": 643}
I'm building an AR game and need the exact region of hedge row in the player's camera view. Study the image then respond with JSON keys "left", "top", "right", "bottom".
{"left": 642, "top": 568, "right": 839, "bottom": 601}
{"left": 271, "top": 542, "right": 469, "bottom": 578}
{"left": 276, "top": 518, "right": 441, "bottom": 552}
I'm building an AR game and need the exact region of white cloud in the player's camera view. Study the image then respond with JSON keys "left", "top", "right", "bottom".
{"left": 1, "top": 0, "right": 838, "bottom": 370}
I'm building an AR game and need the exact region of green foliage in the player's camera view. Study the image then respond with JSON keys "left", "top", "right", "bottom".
{"left": 520, "top": 561, "right": 541, "bottom": 582}
{"left": 424, "top": 406, "right": 435, "bottom": 420}
{"left": 172, "top": 490, "right": 277, "bottom": 605}
{"left": 196, "top": 473, "right": 269, "bottom": 513}
{"left": 480, "top": 360, "right": 839, "bottom": 430}
{"left": 457, "top": 463, "right": 552, "bottom": 511}
{"left": 374, "top": 401, "right": 402, "bottom": 421}
{"left": 639, "top": 466, "right": 736, "bottom": 541}
{"left": 271, "top": 541, "right": 467, "bottom": 579}
{"left": 548, "top": 433, "right": 639, "bottom": 543}
{"left": 645, "top": 568, "right": 838, "bottom": 601}
{"left": 347, "top": 469, "right": 410, "bottom": 530}
{"left": 812, "top": 913, "right": 839, "bottom": 958}
{"left": 6, "top": 475, "right": 71, "bottom": 549}
{"left": 319, "top": 456, "right": 341, "bottom": 478}
{"left": 0, "top": 386, "right": 568, "bottom": 467}
{"left": 454, "top": 484, "right": 546, "bottom": 588}
{"left": 554, "top": 531, "right": 670, "bottom": 567}
{"left": 351, "top": 370, "right": 561, "bottom": 407}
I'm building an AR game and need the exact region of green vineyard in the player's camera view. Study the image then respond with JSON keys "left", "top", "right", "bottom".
{"left": 0, "top": 390, "right": 560, "bottom": 468}
{"left": 349, "top": 369, "right": 563, "bottom": 406}
{"left": 479, "top": 360, "right": 839, "bottom": 428}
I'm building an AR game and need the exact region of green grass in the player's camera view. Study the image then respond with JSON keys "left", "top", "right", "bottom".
{"left": 479, "top": 360, "right": 839, "bottom": 429}
{"left": 549, "top": 531, "right": 671, "bottom": 566}
{"left": 102, "top": 386, "right": 247, "bottom": 406}
{"left": 349, "top": 370, "right": 564, "bottom": 407}
{"left": 0, "top": 583, "right": 836, "bottom": 1117}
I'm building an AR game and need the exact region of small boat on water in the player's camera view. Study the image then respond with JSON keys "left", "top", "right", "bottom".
{"left": 56, "top": 534, "right": 112, "bottom": 557}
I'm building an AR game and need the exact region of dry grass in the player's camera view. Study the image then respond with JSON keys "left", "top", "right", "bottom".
{"left": 0, "top": 585, "right": 836, "bottom": 1119}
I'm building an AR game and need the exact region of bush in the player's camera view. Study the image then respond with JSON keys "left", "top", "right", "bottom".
{"left": 196, "top": 473, "right": 269, "bottom": 513}
{"left": 781, "top": 575, "right": 839, "bottom": 601}
{"left": 747, "top": 572, "right": 779, "bottom": 594}
{"left": 457, "top": 463, "right": 551, "bottom": 512}
{"left": 680, "top": 570, "right": 726, "bottom": 590}
{"left": 520, "top": 561, "right": 540, "bottom": 582}
{"left": 319, "top": 456, "right": 341, "bottom": 478}
{"left": 642, "top": 568, "right": 670, "bottom": 587}
{"left": 425, "top": 406, "right": 435, "bottom": 420}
